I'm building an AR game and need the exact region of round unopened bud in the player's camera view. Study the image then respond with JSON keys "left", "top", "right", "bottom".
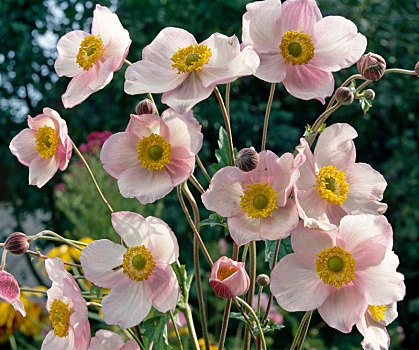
{"left": 357, "top": 52, "right": 386, "bottom": 81}
{"left": 415, "top": 61, "right": 419, "bottom": 77}
{"left": 335, "top": 87, "right": 354, "bottom": 105}
{"left": 236, "top": 148, "right": 259, "bottom": 172}
{"left": 135, "top": 99, "right": 157, "bottom": 115}
{"left": 256, "top": 274, "right": 270, "bottom": 287}
{"left": 4, "top": 232, "right": 30, "bottom": 255}
{"left": 363, "top": 89, "right": 375, "bottom": 101}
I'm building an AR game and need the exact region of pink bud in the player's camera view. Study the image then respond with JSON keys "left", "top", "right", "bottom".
{"left": 135, "top": 99, "right": 157, "bottom": 115}
{"left": 4, "top": 232, "right": 30, "bottom": 255}
{"left": 0, "top": 270, "right": 25, "bottom": 316}
{"left": 209, "top": 256, "right": 250, "bottom": 298}
{"left": 357, "top": 52, "right": 386, "bottom": 81}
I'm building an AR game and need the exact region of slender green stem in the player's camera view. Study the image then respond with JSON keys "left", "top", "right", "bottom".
{"left": 261, "top": 83, "right": 276, "bottom": 151}
{"left": 262, "top": 240, "right": 281, "bottom": 324}
{"left": 189, "top": 174, "right": 205, "bottom": 194}
{"left": 20, "top": 287, "right": 47, "bottom": 295}
{"left": 86, "top": 301, "right": 102, "bottom": 307}
{"left": 126, "top": 328, "right": 145, "bottom": 350}
{"left": 235, "top": 297, "right": 267, "bottom": 350}
{"left": 70, "top": 139, "right": 114, "bottom": 213}
{"left": 384, "top": 68, "right": 416, "bottom": 76}
{"left": 1, "top": 249, "right": 7, "bottom": 270}
{"left": 214, "top": 86, "right": 235, "bottom": 166}
{"left": 169, "top": 310, "right": 184, "bottom": 350}
{"left": 25, "top": 249, "right": 82, "bottom": 268}
{"left": 183, "top": 304, "right": 201, "bottom": 350}
{"left": 289, "top": 311, "right": 313, "bottom": 350}
{"left": 218, "top": 298, "right": 233, "bottom": 350}
{"left": 241, "top": 243, "right": 249, "bottom": 262}
{"left": 243, "top": 241, "right": 257, "bottom": 350}
{"left": 196, "top": 155, "right": 211, "bottom": 183}
{"left": 29, "top": 230, "right": 84, "bottom": 250}
{"left": 28, "top": 234, "right": 88, "bottom": 246}
{"left": 146, "top": 92, "right": 160, "bottom": 115}
{"left": 124, "top": 59, "right": 132, "bottom": 66}
{"left": 326, "top": 74, "right": 364, "bottom": 110}
{"left": 226, "top": 83, "right": 231, "bottom": 118}
{"left": 257, "top": 286, "right": 263, "bottom": 315}
{"left": 295, "top": 311, "right": 313, "bottom": 350}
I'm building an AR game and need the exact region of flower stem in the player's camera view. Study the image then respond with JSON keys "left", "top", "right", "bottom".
{"left": 218, "top": 298, "right": 233, "bottom": 350}
{"left": 86, "top": 301, "right": 102, "bottom": 307}
{"left": 243, "top": 241, "right": 257, "bottom": 350}
{"left": 70, "top": 138, "right": 114, "bottom": 214}
{"left": 384, "top": 68, "right": 417, "bottom": 76}
{"left": 26, "top": 250, "right": 82, "bottom": 268}
{"left": 261, "top": 83, "right": 276, "bottom": 151}
{"left": 146, "top": 92, "right": 160, "bottom": 115}
{"left": 169, "top": 310, "right": 184, "bottom": 350}
{"left": 20, "top": 287, "right": 47, "bottom": 295}
{"left": 29, "top": 230, "right": 84, "bottom": 251}
{"left": 262, "top": 239, "right": 281, "bottom": 324}
{"left": 183, "top": 303, "right": 201, "bottom": 350}
{"left": 196, "top": 155, "right": 211, "bottom": 183}
{"left": 226, "top": 83, "right": 231, "bottom": 118}
{"left": 289, "top": 311, "right": 313, "bottom": 350}
{"left": 126, "top": 328, "right": 145, "bottom": 350}
{"left": 189, "top": 174, "right": 205, "bottom": 194}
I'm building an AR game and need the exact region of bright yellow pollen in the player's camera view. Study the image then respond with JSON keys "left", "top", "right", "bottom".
{"left": 279, "top": 29, "right": 315, "bottom": 66}
{"left": 34, "top": 125, "right": 59, "bottom": 158}
{"left": 368, "top": 305, "right": 387, "bottom": 321}
{"left": 136, "top": 133, "right": 172, "bottom": 170}
{"left": 171, "top": 44, "right": 212, "bottom": 74}
{"left": 48, "top": 299, "right": 73, "bottom": 338}
{"left": 217, "top": 267, "right": 238, "bottom": 281}
{"left": 314, "top": 166, "right": 350, "bottom": 205}
{"left": 76, "top": 35, "right": 105, "bottom": 70}
{"left": 240, "top": 182, "right": 278, "bottom": 219}
{"left": 122, "top": 245, "right": 156, "bottom": 282}
{"left": 315, "top": 245, "right": 356, "bottom": 288}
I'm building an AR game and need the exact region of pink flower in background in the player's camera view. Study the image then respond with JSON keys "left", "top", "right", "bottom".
{"left": 356, "top": 302, "right": 398, "bottom": 350}
{"left": 80, "top": 211, "right": 179, "bottom": 328}
{"left": 202, "top": 151, "right": 300, "bottom": 246}
{"left": 89, "top": 330, "right": 140, "bottom": 350}
{"left": 42, "top": 257, "right": 90, "bottom": 350}
{"left": 294, "top": 123, "right": 387, "bottom": 230}
{"left": 100, "top": 109, "right": 203, "bottom": 204}
{"left": 9, "top": 108, "right": 72, "bottom": 188}
{"left": 55, "top": 5, "right": 131, "bottom": 108}
{"left": 124, "top": 27, "right": 259, "bottom": 113}
{"left": 79, "top": 130, "right": 112, "bottom": 155}
{"left": 270, "top": 215, "right": 405, "bottom": 333}
{"left": 209, "top": 256, "right": 250, "bottom": 298}
{"left": 0, "top": 270, "right": 25, "bottom": 316}
{"left": 242, "top": 0, "right": 367, "bottom": 102}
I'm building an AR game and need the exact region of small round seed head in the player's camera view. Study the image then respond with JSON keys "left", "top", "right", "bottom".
{"left": 236, "top": 148, "right": 259, "bottom": 172}
{"left": 4, "top": 232, "right": 30, "bottom": 255}
{"left": 256, "top": 274, "right": 270, "bottom": 287}
{"left": 335, "top": 87, "right": 354, "bottom": 105}
{"left": 364, "top": 89, "right": 375, "bottom": 101}
{"left": 357, "top": 52, "right": 386, "bottom": 81}
{"left": 135, "top": 99, "right": 157, "bottom": 115}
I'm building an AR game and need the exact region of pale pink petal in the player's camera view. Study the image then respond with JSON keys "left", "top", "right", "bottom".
{"left": 270, "top": 253, "right": 329, "bottom": 311}
{"left": 55, "top": 30, "right": 87, "bottom": 77}
{"left": 318, "top": 286, "right": 366, "bottom": 333}
{"left": 279, "top": 0, "right": 322, "bottom": 34}
{"left": 124, "top": 59, "right": 186, "bottom": 94}
{"left": 314, "top": 123, "right": 357, "bottom": 170}
{"left": 210, "top": 257, "right": 249, "bottom": 298}
{"left": 100, "top": 132, "right": 138, "bottom": 178}
{"left": 9, "top": 129, "right": 37, "bottom": 166}
{"left": 121, "top": 339, "right": 141, "bottom": 350}
{"left": 270, "top": 152, "right": 298, "bottom": 206}
{"left": 357, "top": 315, "right": 390, "bottom": 350}
{"left": 146, "top": 216, "right": 179, "bottom": 264}
{"left": 28, "top": 156, "right": 60, "bottom": 188}
{"left": 111, "top": 211, "right": 150, "bottom": 247}
{"left": 102, "top": 278, "right": 152, "bottom": 328}
{"left": 200, "top": 33, "right": 240, "bottom": 66}
{"left": 72, "top": 320, "right": 90, "bottom": 350}
{"left": 43, "top": 108, "right": 69, "bottom": 148}
{"left": 311, "top": 16, "right": 367, "bottom": 72}
{"left": 27, "top": 114, "right": 55, "bottom": 130}
{"left": 354, "top": 251, "right": 405, "bottom": 306}
{"left": 80, "top": 239, "right": 126, "bottom": 288}
{"left": 242, "top": 0, "right": 283, "bottom": 52}
{"left": 165, "top": 152, "right": 195, "bottom": 186}
{"left": 324, "top": 204, "right": 347, "bottom": 226}
{"left": 147, "top": 265, "right": 179, "bottom": 312}
{"left": 282, "top": 64, "right": 334, "bottom": 103}
{"left": 382, "top": 302, "right": 398, "bottom": 325}
{"left": 0, "top": 270, "right": 25, "bottom": 316}
{"left": 228, "top": 213, "right": 261, "bottom": 247}
{"left": 89, "top": 330, "right": 124, "bottom": 350}
{"left": 294, "top": 138, "right": 316, "bottom": 191}
{"left": 161, "top": 72, "right": 214, "bottom": 113}
{"left": 117, "top": 165, "right": 174, "bottom": 204}
{"left": 125, "top": 114, "right": 168, "bottom": 139}
{"left": 260, "top": 200, "right": 299, "bottom": 240}
{"left": 42, "top": 329, "right": 75, "bottom": 350}
{"left": 253, "top": 53, "right": 287, "bottom": 83}
{"left": 290, "top": 222, "right": 335, "bottom": 257}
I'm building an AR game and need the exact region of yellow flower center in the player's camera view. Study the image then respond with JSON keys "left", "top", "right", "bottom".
{"left": 34, "top": 125, "right": 59, "bottom": 158}
{"left": 122, "top": 245, "right": 156, "bottom": 282}
{"left": 217, "top": 266, "right": 238, "bottom": 281}
{"left": 315, "top": 245, "right": 356, "bottom": 288}
{"left": 240, "top": 182, "right": 278, "bottom": 219}
{"left": 314, "top": 166, "right": 350, "bottom": 205}
{"left": 48, "top": 299, "right": 73, "bottom": 338}
{"left": 76, "top": 35, "right": 105, "bottom": 71}
{"left": 171, "top": 44, "right": 212, "bottom": 74}
{"left": 368, "top": 305, "right": 387, "bottom": 321}
{"left": 136, "top": 133, "right": 172, "bottom": 170}
{"left": 279, "top": 29, "right": 315, "bottom": 66}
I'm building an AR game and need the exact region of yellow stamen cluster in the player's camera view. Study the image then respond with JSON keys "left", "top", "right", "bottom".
{"left": 217, "top": 266, "right": 238, "bottom": 281}
{"left": 122, "top": 245, "right": 156, "bottom": 282}
{"left": 48, "top": 299, "right": 73, "bottom": 338}
{"left": 279, "top": 29, "right": 315, "bottom": 65}
{"left": 171, "top": 44, "right": 212, "bottom": 74}
{"left": 240, "top": 182, "right": 278, "bottom": 219}
{"left": 315, "top": 245, "right": 356, "bottom": 288}
{"left": 368, "top": 305, "right": 387, "bottom": 321}
{"left": 76, "top": 35, "right": 105, "bottom": 71}
{"left": 314, "top": 165, "right": 350, "bottom": 205}
{"left": 34, "top": 125, "right": 59, "bottom": 158}
{"left": 136, "top": 133, "right": 172, "bottom": 170}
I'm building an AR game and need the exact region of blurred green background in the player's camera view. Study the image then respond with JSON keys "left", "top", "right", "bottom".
{"left": 0, "top": 0, "right": 418, "bottom": 349}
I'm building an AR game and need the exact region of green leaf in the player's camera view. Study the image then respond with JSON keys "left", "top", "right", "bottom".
{"left": 141, "top": 310, "right": 172, "bottom": 350}
{"left": 359, "top": 97, "right": 373, "bottom": 114}
{"left": 89, "top": 283, "right": 103, "bottom": 299}
{"left": 198, "top": 213, "right": 227, "bottom": 228}
{"left": 253, "top": 320, "right": 285, "bottom": 335}
{"left": 211, "top": 126, "right": 237, "bottom": 172}
{"left": 171, "top": 262, "right": 193, "bottom": 306}
{"left": 265, "top": 236, "right": 293, "bottom": 269}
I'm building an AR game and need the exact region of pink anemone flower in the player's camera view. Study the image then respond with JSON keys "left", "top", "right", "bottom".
{"left": 80, "top": 211, "right": 179, "bottom": 328}
{"left": 42, "top": 257, "right": 90, "bottom": 350}
{"left": 356, "top": 302, "right": 398, "bottom": 350}
{"left": 89, "top": 330, "right": 140, "bottom": 350}
{"left": 55, "top": 5, "right": 131, "bottom": 108}
{"left": 294, "top": 123, "right": 387, "bottom": 230}
{"left": 100, "top": 109, "right": 203, "bottom": 204}
{"left": 9, "top": 108, "right": 72, "bottom": 188}
{"left": 270, "top": 215, "right": 405, "bottom": 333}
{"left": 242, "top": 0, "right": 367, "bottom": 102}
{"left": 202, "top": 150, "right": 300, "bottom": 246}
{"left": 124, "top": 27, "right": 259, "bottom": 113}
{"left": 0, "top": 270, "right": 25, "bottom": 316}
